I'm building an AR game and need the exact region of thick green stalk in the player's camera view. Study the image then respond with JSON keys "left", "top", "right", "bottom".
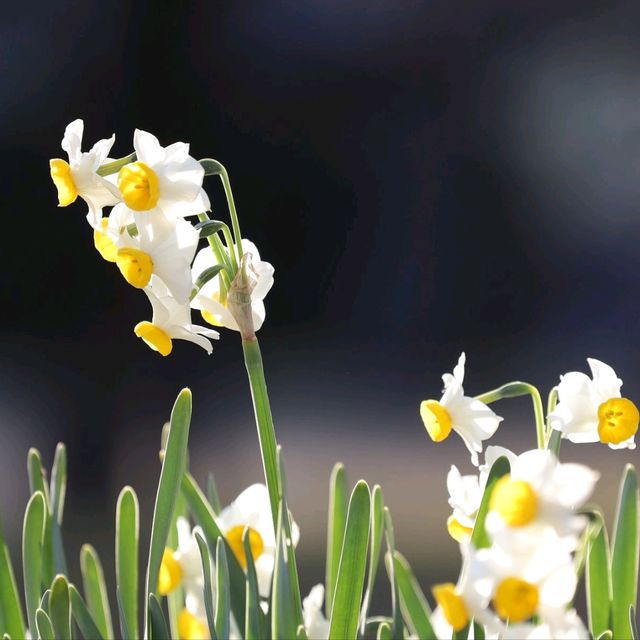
{"left": 242, "top": 338, "right": 280, "bottom": 530}
{"left": 476, "top": 381, "right": 545, "bottom": 449}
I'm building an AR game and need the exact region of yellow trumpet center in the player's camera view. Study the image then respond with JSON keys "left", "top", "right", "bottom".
{"left": 134, "top": 322, "right": 173, "bottom": 356}
{"left": 201, "top": 291, "right": 226, "bottom": 327}
{"left": 225, "top": 525, "right": 264, "bottom": 570}
{"left": 446, "top": 516, "right": 473, "bottom": 543}
{"left": 116, "top": 248, "right": 154, "bottom": 289}
{"left": 420, "top": 400, "right": 452, "bottom": 442}
{"left": 597, "top": 397, "right": 639, "bottom": 445}
{"left": 94, "top": 218, "right": 118, "bottom": 262}
{"left": 118, "top": 161, "right": 160, "bottom": 211}
{"left": 158, "top": 548, "right": 182, "bottom": 595}
{"left": 50, "top": 159, "right": 78, "bottom": 207}
{"left": 178, "top": 608, "right": 209, "bottom": 640}
{"left": 432, "top": 583, "right": 469, "bottom": 632}
{"left": 490, "top": 475, "right": 538, "bottom": 527}
{"left": 493, "top": 577, "right": 539, "bottom": 623}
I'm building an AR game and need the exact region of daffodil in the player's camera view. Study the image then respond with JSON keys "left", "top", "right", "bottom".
{"left": 108, "top": 205, "right": 199, "bottom": 302}
{"left": 49, "top": 119, "right": 121, "bottom": 228}
{"left": 117, "top": 129, "right": 210, "bottom": 216}
{"left": 217, "top": 483, "right": 299, "bottom": 597}
{"left": 303, "top": 585, "right": 330, "bottom": 640}
{"left": 93, "top": 205, "right": 135, "bottom": 263}
{"left": 550, "top": 358, "right": 638, "bottom": 449}
{"left": 191, "top": 240, "right": 274, "bottom": 332}
{"left": 420, "top": 353, "right": 503, "bottom": 465}
{"left": 135, "top": 277, "right": 220, "bottom": 356}
{"left": 501, "top": 609, "right": 588, "bottom": 640}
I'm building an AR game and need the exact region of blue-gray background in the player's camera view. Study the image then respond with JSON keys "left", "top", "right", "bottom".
{"left": 2, "top": 0, "right": 640, "bottom": 614}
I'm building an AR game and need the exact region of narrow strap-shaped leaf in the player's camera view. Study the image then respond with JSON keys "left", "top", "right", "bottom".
{"left": 272, "top": 501, "right": 298, "bottom": 640}
{"left": 39, "top": 590, "right": 50, "bottom": 613}
{"left": 116, "top": 487, "right": 139, "bottom": 640}
{"left": 325, "top": 462, "right": 347, "bottom": 615}
{"left": 328, "top": 480, "right": 371, "bottom": 640}
{"left": 69, "top": 584, "right": 104, "bottom": 640}
{"left": 473, "top": 620, "right": 485, "bottom": 640}
{"left": 0, "top": 511, "right": 26, "bottom": 639}
{"left": 630, "top": 605, "right": 639, "bottom": 640}
{"left": 392, "top": 551, "right": 435, "bottom": 639}
{"left": 166, "top": 490, "right": 188, "bottom": 640}
{"left": 383, "top": 509, "right": 403, "bottom": 639}
{"left": 35, "top": 608, "right": 55, "bottom": 640}
{"left": 194, "top": 532, "right": 217, "bottom": 640}
{"left": 470, "top": 456, "right": 510, "bottom": 550}
{"left": 144, "top": 388, "right": 192, "bottom": 637}
{"left": 116, "top": 588, "right": 131, "bottom": 640}
{"left": 80, "top": 544, "right": 113, "bottom": 639}
{"left": 586, "top": 514, "right": 612, "bottom": 638}
{"left": 215, "top": 538, "right": 230, "bottom": 640}
{"left": 182, "top": 472, "right": 246, "bottom": 626}
{"left": 27, "top": 450, "right": 54, "bottom": 587}
{"left": 243, "top": 526, "right": 267, "bottom": 640}
{"left": 377, "top": 621, "right": 392, "bottom": 640}
{"left": 147, "top": 594, "right": 169, "bottom": 640}
{"left": 49, "top": 444, "right": 67, "bottom": 577}
{"left": 452, "top": 622, "right": 470, "bottom": 639}
{"left": 360, "top": 485, "right": 384, "bottom": 634}
{"left": 206, "top": 474, "right": 222, "bottom": 514}
{"left": 596, "top": 632, "right": 613, "bottom": 640}
{"left": 611, "top": 464, "right": 639, "bottom": 640}
{"left": 23, "top": 491, "right": 46, "bottom": 635}
{"left": 49, "top": 575, "right": 71, "bottom": 640}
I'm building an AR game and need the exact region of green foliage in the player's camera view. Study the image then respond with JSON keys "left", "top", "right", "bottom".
{"left": 470, "top": 456, "right": 510, "bottom": 549}
{"left": 115, "top": 486, "right": 139, "bottom": 640}
{"left": 325, "top": 462, "right": 347, "bottom": 615}
{"left": 586, "top": 512, "right": 612, "bottom": 637}
{"left": 80, "top": 545, "right": 113, "bottom": 639}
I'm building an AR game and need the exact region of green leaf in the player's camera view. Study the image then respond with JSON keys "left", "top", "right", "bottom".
{"left": 611, "top": 464, "right": 639, "bottom": 640}
{"left": 243, "top": 526, "right": 266, "bottom": 640}
{"left": 382, "top": 509, "right": 403, "bottom": 638}
{"left": 144, "top": 388, "right": 192, "bottom": 634}
{"left": 215, "top": 538, "right": 230, "bottom": 640}
{"left": 377, "top": 621, "right": 392, "bottom": 640}
{"left": 473, "top": 620, "right": 485, "bottom": 640}
{"left": 182, "top": 472, "right": 246, "bottom": 626}
{"left": 470, "top": 456, "right": 510, "bottom": 550}
{"left": 194, "top": 532, "right": 217, "bottom": 640}
{"left": 392, "top": 551, "right": 435, "bottom": 640}
{"left": 195, "top": 220, "right": 227, "bottom": 239}
{"left": 49, "top": 575, "right": 71, "bottom": 640}
{"left": 49, "top": 444, "right": 67, "bottom": 577}
{"left": 326, "top": 462, "right": 347, "bottom": 615}
{"left": 296, "top": 623, "right": 308, "bottom": 639}
{"left": 328, "top": 480, "right": 371, "bottom": 640}
{"left": 39, "top": 590, "right": 50, "bottom": 613}
{"left": 586, "top": 513, "right": 612, "bottom": 638}
{"left": 452, "top": 622, "right": 470, "bottom": 639}
{"left": 115, "top": 486, "right": 139, "bottom": 640}
{"left": 631, "top": 605, "right": 638, "bottom": 640}
{"left": 116, "top": 588, "right": 131, "bottom": 640}
{"left": 272, "top": 501, "right": 298, "bottom": 640}
{"left": 35, "top": 608, "right": 54, "bottom": 640}
{"left": 360, "top": 485, "right": 384, "bottom": 634}
{"left": 206, "top": 473, "right": 222, "bottom": 514}
{"left": 596, "top": 631, "right": 613, "bottom": 640}
{"left": 199, "top": 158, "right": 225, "bottom": 176}
{"left": 69, "top": 584, "right": 104, "bottom": 640}
{"left": 27, "top": 449, "right": 54, "bottom": 586}
{"left": 0, "top": 511, "right": 26, "bottom": 639}
{"left": 148, "top": 594, "right": 169, "bottom": 640}
{"left": 166, "top": 490, "right": 188, "bottom": 640}
{"left": 80, "top": 544, "right": 113, "bottom": 639}
{"left": 22, "top": 491, "right": 46, "bottom": 635}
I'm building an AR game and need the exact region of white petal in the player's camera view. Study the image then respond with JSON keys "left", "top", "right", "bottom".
{"left": 134, "top": 129, "right": 165, "bottom": 166}
{"left": 587, "top": 358, "right": 622, "bottom": 400}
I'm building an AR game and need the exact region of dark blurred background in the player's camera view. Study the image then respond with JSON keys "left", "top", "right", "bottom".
{"left": 2, "top": 0, "right": 640, "bottom": 619}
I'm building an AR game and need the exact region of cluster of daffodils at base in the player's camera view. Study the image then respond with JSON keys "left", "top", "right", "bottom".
{"left": 421, "top": 355, "right": 639, "bottom": 639}
{"left": 50, "top": 119, "right": 274, "bottom": 356}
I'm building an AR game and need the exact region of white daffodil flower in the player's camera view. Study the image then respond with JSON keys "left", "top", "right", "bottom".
{"left": 485, "top": 448, "right": 598, "bottom": 553}
{"left": 550, "top": 358, "right": 638, "bottom": 450}
{"left": 92, "top": 205, "right": 135, "bottom": 263}
{"left": 50, "top": 119, "right": 121, "bottom": 228}
{"left": 303, "top": 584, "right": 330, "bottom": 640}
{"left": 420, "top": 353, "right": 503, "bottom": 466}
{"left": 135, "top": 276, "right": 219, "bottom": 356}
{"left": 430, "top": 607, "right": 498, "bottom": 640}
{"left": 468, "top": 543, "right": 578, "bottom": 633}
{"left": 502, "top": 609, "right": 588, "bottom": 640}
{"left": 191, "top": 239, "right": 275, "bottom": 332}
{"left": 117, "top": 129, "right": 210, "bottom": 216}
{"left": 217, "top": 483, "right": 299, "bottom": 598}
{"left": 106, "top": 205, "right": 199, "bottom": 303}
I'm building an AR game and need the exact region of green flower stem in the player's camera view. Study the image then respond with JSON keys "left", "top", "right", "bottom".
{"left": 242, "top": 338, "right": 281, "bottom": 530}
{"left": 96, "top": 153, "right": 136, "bottom": 177}
{"left": 546, "top": 386, "right": 558, "bottom": 435}
{"left": 197, "top": 214, "right": 232, "bottom": 297}
{"left": 475, "top": 382, "right": 546, "bottom": 449}
{"left": 219, "top": 167, "right": 243, "bottom": 263}
{"left": 221, "top": 225, "right": 239, "bottom": 273}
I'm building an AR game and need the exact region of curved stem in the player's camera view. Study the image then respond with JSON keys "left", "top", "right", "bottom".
{"left": 475, "top": 382, "right": 546, "bottom": 449}
{"left": 219, "top": 168, "right": 243, "bottom": 264}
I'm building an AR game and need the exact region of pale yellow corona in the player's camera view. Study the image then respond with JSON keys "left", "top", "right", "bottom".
{"left": 158, "top": 548, "right": 182, "bottom": 595}
{"left": 493, "top": 577, "right": 538, "bottom": 623}
{"left": 116, "top": 248, "right": 154, "bottom": 289}
{"left": 490, "top": 475, "right": 538, "bottom": 527}
{"left": 201, "top": 291, "right": 226, "bottom": 327}
{"left": 134, "top": 322, "right": 173, "bottom": 356}
{"left": 93, "top": 219, "right": 118, "bottom": 262}
{"left": 420, "top": 400, "right": 452, "bottom": 442}
{"left": 226, "top": 525, "right": 264, "bottom": 570}
{"left": 432, "top": 583, "right": 469, "bottom": 631}
{"left": 597, "top": 397, "right": 639, "bottom": 445}
{"left": 118, "top": 161, "right": 160, "bottom": 211}
{"left": 178, "top": 608, "right": 209, "bottom": 640}
{"left": 50, "top": 159, "right": 78, "bottom": 206}
{"left": 446, "top": 516, "right": 473, "bottom": 543}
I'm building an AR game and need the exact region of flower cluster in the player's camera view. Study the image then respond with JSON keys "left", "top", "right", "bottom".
{"left": 421, "top": 356, "right": 640, "bottom": 639}
{"left": 50, "top": 120, "right": 274, "bottom": 356}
